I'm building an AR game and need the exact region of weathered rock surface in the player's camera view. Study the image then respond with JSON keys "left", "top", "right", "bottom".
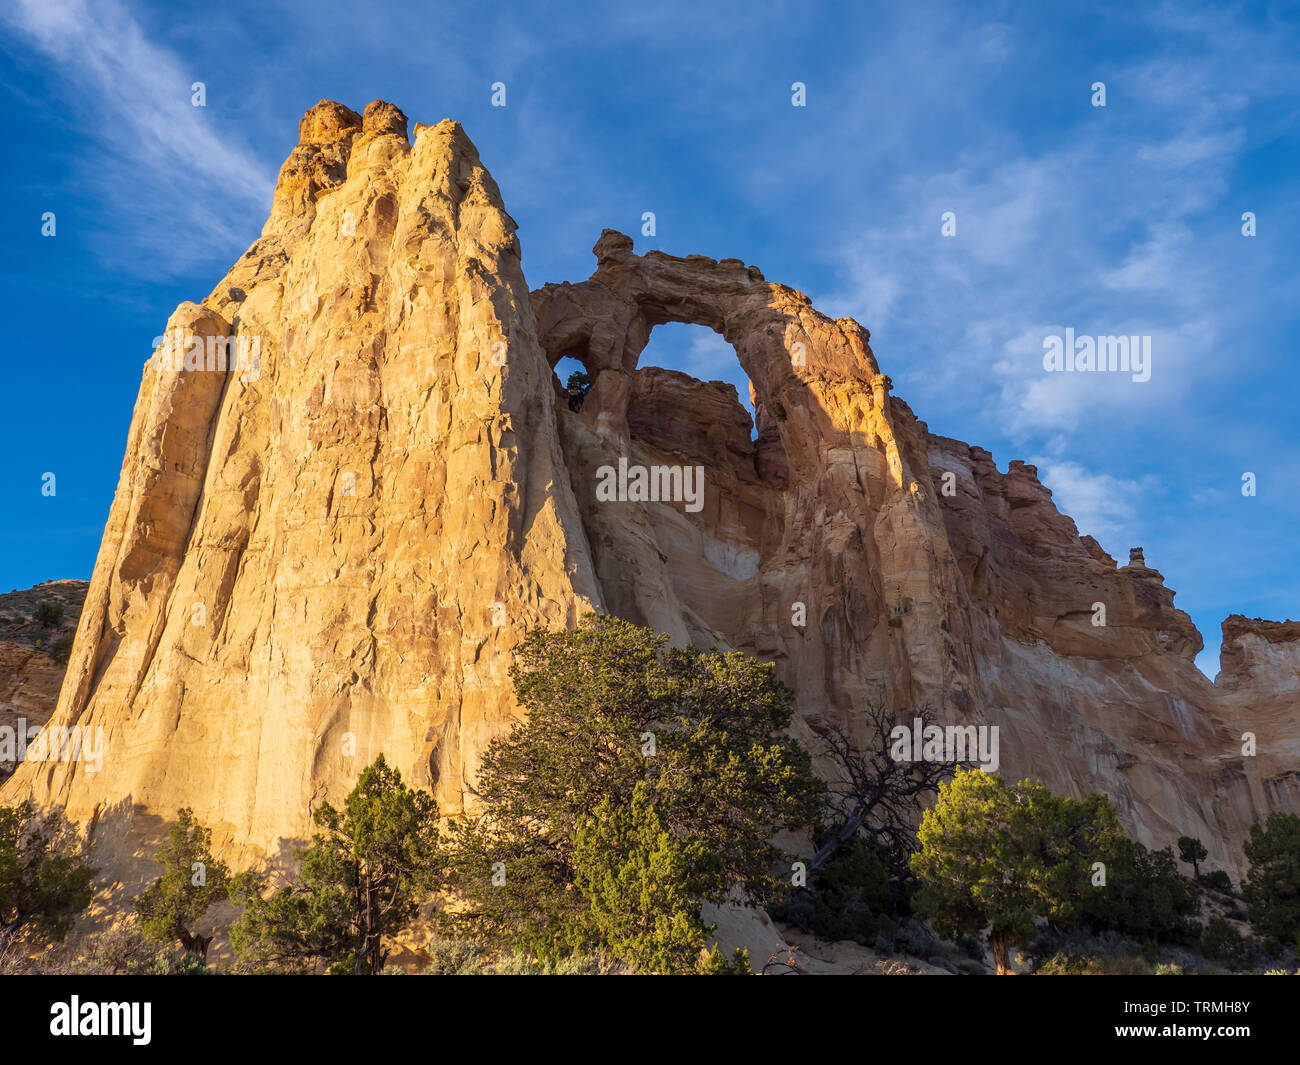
{"left": 0, "top": 581, "right": 87, "bottom": 782}
{"left": 532, "top": 233, "right": 1299, "bottom": 883}
{"left": 2, "top": 100, "right": 1296, "bottom": 899}
{"left": 4, "top": 101, "right": 600, "bottom": 887}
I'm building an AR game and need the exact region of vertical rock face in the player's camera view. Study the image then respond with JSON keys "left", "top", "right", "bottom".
{"left": 3, "top": 100, "right": 1296, "bottom": 887}
{"left": 531, "top": 233, "right": 1298, "bottom": 883}
{"left": 5, "top": 101, "right": 602, "bottom": 877}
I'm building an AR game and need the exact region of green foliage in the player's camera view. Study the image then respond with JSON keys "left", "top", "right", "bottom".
{"left": 1074, "top": 838, "right": 1198, "bottom": 943}
{"left": 913, "top": 770, "right": 1197, "bottom": 969}
{"left": 32, "top": 601, "right": 64, "bottom": 629}
{"left": 1201, "top": 869, "right": 1233, "bottom": 894}
{"left": 1035, "top": 954, "right": 1089, "bottom": 975}
{"left": 1200, "top": 916, "right": 1250, "bottom": 969}
{"left": 442, "top": 614, "right": 820, "bottom": 972}
{"left": 911, "top": 770, "right": 1119, "bottom": 968}
{"left": 0, "top": 800, "right": 95, "bottom": 944}
{"left": 0, "top": 924, "right": 210, "bottom": 975}
{"left": 1029, "top": 930, "right": 1191, "bottom": 975}
{"left": 1177, "top": 835, "right": 1208, "bottom": 877}
{"left": 911, "top": 769, "right": 1182, "bottom": 970}
{"left": 771, "top": 833, "right": 896, "bottom": 945}
{"left": 231, "top": 755, "right": 441, "bottom": 974}
{"left": 1243, "top": 812, "right": 1300, "bottom": 945}
{"left": 571, "top": 783, "right": 728, "bottom": 973}
{"left": 49, "top": 633, "right": 75, "bottom": 665}
{"left": 420, "top": 938, "right": 628, "bottom": 975}
{"left": 421, "top": 937, "right": 495, "bottom": 975}
{"left": 135, "top": 808, "right": 231, "bottom": 956}
{"left": 565, "top": 370, "right": 592, "bottom": 412}
{"left": 75, "top": 927, "right": 209, "bottom": 975}
{"left": 698, "top": 945, "right": 751, "bottom": 974}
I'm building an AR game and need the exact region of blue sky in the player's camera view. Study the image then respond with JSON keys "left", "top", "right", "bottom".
{"left": 1, "top": 0, "right": 1296, "bottom": 677}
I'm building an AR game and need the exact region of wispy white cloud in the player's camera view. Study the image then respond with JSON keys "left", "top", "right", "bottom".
{"left": 640, "top": 322, "right": 740, "bottom": 381}
{"left": 3, "top": 0, "right": 276, "bottom": 271}
{"left": 1031, "top": 458, "right": 1151, "bottom": 553}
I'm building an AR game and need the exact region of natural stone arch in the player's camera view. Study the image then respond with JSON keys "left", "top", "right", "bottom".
{"left": 530, "top": 230, "right": 899, "bottom": 478}
{"left": 530, "top": 231, "right": 979, "bottom": 727}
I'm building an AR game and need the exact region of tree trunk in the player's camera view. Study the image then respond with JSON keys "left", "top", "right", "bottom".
{"left": 809, "top": 799, "right": 869, "bottom": 872}
{"left": 990, "top": 928, "right": 1014, "bottom": 975}
{"left": 356, "top": 876, "right": 383, "bottom": 974}
{"left": 175, "top": 921, "right": 212, "bottom": 960}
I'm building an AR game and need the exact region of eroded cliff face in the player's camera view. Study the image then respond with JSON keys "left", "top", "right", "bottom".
{"left": 2, "top": 99, "right": 1295, "bottom": 890}
{"left": 531, "top": 234, "right": 1298, "bottom": 882}
{"left": 4, "top": 100, "right": 602, "bottom": 881}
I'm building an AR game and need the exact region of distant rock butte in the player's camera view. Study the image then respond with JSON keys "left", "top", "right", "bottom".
{"left": 2, "top": 101, "right": 1296, "bottom": 898}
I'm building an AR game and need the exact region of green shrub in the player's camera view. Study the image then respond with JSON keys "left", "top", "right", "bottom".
{"left": 419, "top": 938, "right": 628, "bottom": 975}
{"left": 1201, "top": 869, "right": 1233, "bottom": 894}
{"left": 442, "top": 615, "right": 819, "bottom": 973}
{"left": 1037, "top": 953, "right": 1152, "bottom": 975}
{"left": 232, "top": 755, "right": 442, "bottom": 975}
{"left": 1177, "top": 836, "right": 1208, "bottom": 879}
{"left": 1074, "top": 839, "right": 1199, "bottom": 944}
{"left": 770, "top": 835, "right": 896, "bottom": 945}
{"left": 135, "top": 808, "right": 231, "bottom": 962}
{"left": 911, "top": 769, "right": 1149, "bottom": 973}
{"left": 33, "top": 601, "right": 64, "bottom": 629}
{"left": 1200, "top": 916, "right": 1251, "bottom": 969}
{"left": 70, "top": 926, "right": 207, "bottom": 975}
{"left": 0, "top": 800, "right": 96, "bottom": 944}
{"left": 1243, "top": 813, "right": 1300, "bottom": 944}
{"left": 422, "top": 937, "right": 493, "bottom": 975}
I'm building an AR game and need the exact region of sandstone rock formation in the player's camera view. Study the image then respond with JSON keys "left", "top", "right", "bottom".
{"left": 0, "top": 581, "right": 87, "bottom": 782}
{"left": 2, "top": 100, "right": 1296, "bottom": 902}
{"left": 5, "top": 101, "right": 601, "bottom": 884}
{"left": 531, "top": 232, "right": 1299, "bottom": 883}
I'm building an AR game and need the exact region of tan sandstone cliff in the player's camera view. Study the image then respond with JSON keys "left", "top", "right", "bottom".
{"left": 2, "top": 100, "right": 1296, "bottom": 899}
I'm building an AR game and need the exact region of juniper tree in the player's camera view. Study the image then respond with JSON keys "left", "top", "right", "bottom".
{"left": 231, "top": 755, "right": 442, "bottom": 974}
{"left": 136, "top": 808, "right": 231, "bottom": 961}
{"left": 1243, "top": 812, "right": 1300, "bottom": 946}
{"left": 442, "top": 614, "right": 819, "bottom": 972}
{"left": 1177, "top": 835, "right": 1208, "bottom": 880}
{"left": 0, "top": 800, "right": 95, "bottom": 946}
{"left": 911, "top": 769, "right": 1125, "bottom": 973}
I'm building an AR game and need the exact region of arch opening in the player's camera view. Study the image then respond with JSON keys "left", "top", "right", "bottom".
{"left": 552, "top": 355, "right": 590, "bottom": 411}
{"left": 635, "top": 323, "right": 755, "bottom": 438}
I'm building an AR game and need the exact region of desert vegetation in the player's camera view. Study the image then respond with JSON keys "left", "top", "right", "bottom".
{"left": 3, "top": 617, "right": 1299, "bottom": 976}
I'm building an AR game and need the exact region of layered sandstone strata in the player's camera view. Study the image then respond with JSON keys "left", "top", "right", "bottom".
{"left": 3, "top": 101, "right": 1295, "bottom": 899}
